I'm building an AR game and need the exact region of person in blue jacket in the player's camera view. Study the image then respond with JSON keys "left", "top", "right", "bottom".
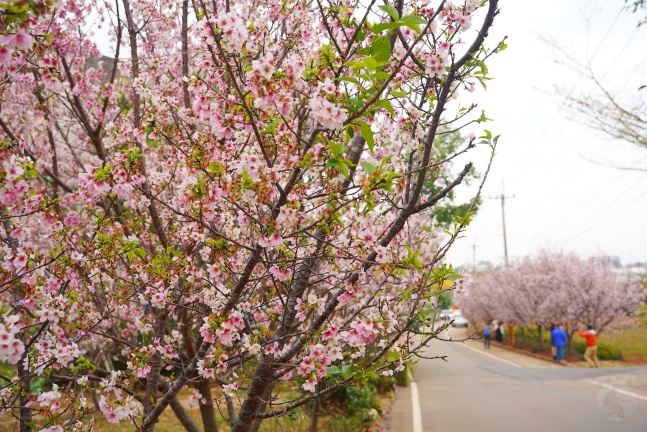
{"left": 551, "top": 324, "right": 568, "bottom": 362}
{"left": 482, "top": 322, "right": 491, "bottom": 349}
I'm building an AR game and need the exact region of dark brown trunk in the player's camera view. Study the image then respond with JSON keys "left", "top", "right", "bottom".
{"left": 196, "top": 380, "right": 219, "bottom": 432}
{"left": 18, "top": 358, "right": 31, "bottom": 432}
{"left": 230, "top": 360, "right": 274, "bottom": 432}
{"left": 309, "top": 384, "right": 320, "bottom": 432}
{"left": 169, "top": 396, "right": 202, "bottom": 432}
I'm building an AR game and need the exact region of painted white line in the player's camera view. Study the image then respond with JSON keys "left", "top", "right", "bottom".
{"left": 456, "top": 341, "right": 523, "bottom": 368}
{"left": 410, "top": 378, "right": 423, "bottom": 432}
{"left": 589, "top": 379, "right": 647, "bottom": 402}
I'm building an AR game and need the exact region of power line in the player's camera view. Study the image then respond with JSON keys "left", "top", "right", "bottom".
{"left": 559, "top": 175, "right": 647, "bottom": 245}
{"left": 509, "top": 153, "right": 647, "bottom": 243}
{"left": 504, "top": 7, "right": 627, "bottom": 187}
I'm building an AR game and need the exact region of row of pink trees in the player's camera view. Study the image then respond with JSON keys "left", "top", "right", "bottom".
{"left": 0, "top": 0, "right": 503, "bottom": 431}
{"left": 458, "top": 252, "right": 644, "bottom": 343}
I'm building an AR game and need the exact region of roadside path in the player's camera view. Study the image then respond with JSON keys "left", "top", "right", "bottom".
{"left": 387, "top": 327, "right": 647, "bottom": 432}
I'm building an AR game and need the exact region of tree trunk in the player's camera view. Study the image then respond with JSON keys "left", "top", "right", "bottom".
{"left": 169, "top": 396, "right": 202, "bottom": 432}
{"left": 309, "top": 385, "right": 320, "bottom": 432}
{"left": 18, "top": 357, "right": 31, "bottom": 432}
{"left": 507, "top": 324, "right": 515, "bottom": 347}
{"left": 196, "top": 380, "right": 219, "bottom": 432}
{"left": 225, "top": 393, "right": 237, "bottom": 425}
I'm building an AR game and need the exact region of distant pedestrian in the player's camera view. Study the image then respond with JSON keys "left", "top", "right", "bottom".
{"left": 483, "top": 322, "right": 491, "bottom": 349}
{"left": 495, "top": 321, "right": 504, "bottom": 343}
{"left": 550, "top": 323, "right": 557, "bottom": 361}
{"left": 578, "top": 324, "right": 599, "bottom": 368}
{"left": 551, "top": 324, "right": 568, "bottom": 362}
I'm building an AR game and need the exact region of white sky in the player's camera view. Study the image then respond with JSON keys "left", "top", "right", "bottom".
{"left": 445, "top": 0, "right": 647, "bottom": 268}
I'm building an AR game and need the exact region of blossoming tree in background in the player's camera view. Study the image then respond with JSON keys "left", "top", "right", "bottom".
{"left": 459, "top": 251, "right": 644, "bottom": 344}
{"left": 0, "top": 0, "right": 502, "bottom": 430}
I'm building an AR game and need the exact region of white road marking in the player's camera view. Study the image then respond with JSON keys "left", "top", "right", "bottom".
{"left": 455, "top": 341, "right": 523, "bottom": 368}
{"left": 409, "top": 370, "right": 423, "bottom": 432}
{"left": 450, "top": 330, "right": 647, "bottom": 402}
{"left": 589, "top": 379, "right": 647, "bottom": 402}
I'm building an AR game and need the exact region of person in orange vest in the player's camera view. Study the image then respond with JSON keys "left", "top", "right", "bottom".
{"left": 578, "top": 324, "right": 599, "bottom": 368}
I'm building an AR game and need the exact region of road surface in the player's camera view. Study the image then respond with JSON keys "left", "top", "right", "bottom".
{"left": 388, "top": 328, "right": 647, "bottom": 432}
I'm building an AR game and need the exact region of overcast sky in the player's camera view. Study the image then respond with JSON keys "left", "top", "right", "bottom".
{"left": 444, "top": 0, "right": 647, "bottom": 269}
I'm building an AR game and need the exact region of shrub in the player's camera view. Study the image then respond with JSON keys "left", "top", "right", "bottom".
{"left": 572, "top": 341, "right": 623, "bottom": 360}
{"left": 373, "top": 374, "right": 396, "bottom": 395}
{"left": 332, "top": 384, "right": 378, "bottom": 416}
{"left": 326, "top": 414, "right": 373, "bottom": 432}
{"left": 394, "top": 365, "right": 410, "bottom": 387}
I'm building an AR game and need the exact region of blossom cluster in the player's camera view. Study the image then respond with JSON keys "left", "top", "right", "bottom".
{"left": 0, "top": 0, "right": 501, "bottom": 429}
{"left": 0, "top": 320, "right": 25, "bottom": 364}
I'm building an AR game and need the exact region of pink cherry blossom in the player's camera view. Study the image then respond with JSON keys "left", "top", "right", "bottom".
{"left": 0, "top": 0, "right": 502, "bottom": 429}
{"left": 0, "top": 46, "right": 11, "bottom": 66}
{"left": 12, "top": 30, "right": 33, "bottom": 50}
{"left": 308, "top": 97, "right": 348, "bottom": 130}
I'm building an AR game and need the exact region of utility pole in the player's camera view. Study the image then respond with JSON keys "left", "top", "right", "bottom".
{"left": 487, "top": 185, "right": 515, "bottom": 267}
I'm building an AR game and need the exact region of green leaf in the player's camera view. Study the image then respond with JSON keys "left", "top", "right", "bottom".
{"left": 341, "top": 364, "right": 352, "bottom": 377}
{"left": 370, "top": 36, "right": 392, "bottom": 62}
{"left": 343, "top": 98, "right": 364, "bottom": 109}
{"left": 400, "top": 15, "right": 427, "bottom": 25}
{"left": 362, "top": 161, "right": 377, "bottom": 174}
{"left": 386, "top": 349, "right": 400, "bottom": 362}
{"left": 132, "top": 248, "right": 147, "bottom": 260}
{"left": 326, "top": 365, "right": 342, "bottom": 375}
{"left": 375, "top": 99, "right": 395, "bottom": 116}
{"left": 337, "top": 76, "right": 360, "bottom": 85}
{"left": 372, "top": 71, "right": 391, "bottom": 80}
{"left": 337, "top": 160, "right": 350, "bottom": 177}
{"left": 399, "top": 15, "right": 427, "bottom": 33}
{"left": 358, "top": 121, "right": 375, "bottom": 153}
{"left": 241, "top": 170, "right": 255, "bottom": 189}
{"left": 345, "top": 124, "right": 355, "bottom": 143}
{"left": 371, "top": 21, "right": 404, "bottom": 34}
{"left": 146, "top": 137, "right": 159, "bottom": 148}
{"left": 378, "top": 4, "right": 400, "bottom": 20}
{"left": 328, "top": 141, "right": 346, "bottom": 158}
{"left": 362, "top": 56, "right": 378, "bottom": 71}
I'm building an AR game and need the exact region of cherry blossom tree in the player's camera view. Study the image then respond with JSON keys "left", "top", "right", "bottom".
{"left": 0, "top": 0, "right": 502, "bottom": 430}
{"left": 459, "top": 252, "right": 644, "bottom": 344}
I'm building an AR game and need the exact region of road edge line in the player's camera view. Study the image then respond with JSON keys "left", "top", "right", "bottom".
{"left": 456, "top": 341, "right": 523, "bottom": 368}
{"left": 408, "top": 370, "right": 423, "bottom": 432}
{"left": 588, "top": 379, "right": 647, "bottom": 402}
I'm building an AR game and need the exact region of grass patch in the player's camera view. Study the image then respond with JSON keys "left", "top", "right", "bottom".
{"left": 597, "top": 317, "right": 647, "bottom": 363}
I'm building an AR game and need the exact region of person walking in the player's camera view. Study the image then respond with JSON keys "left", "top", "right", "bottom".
{"left": 495, "top": 321, "right": 504, "bottom": 343}
{"left": 483, "top": 322, "right": 491, "bottom": 349}
{"left": 551, "top": 324, "right": 568, "bottom": 363}
{"left": 578, "top": 324, "right": 599, "bottom": 368}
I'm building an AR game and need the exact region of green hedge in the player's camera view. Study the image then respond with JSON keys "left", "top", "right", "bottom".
{"left": 572, "top": 340, "right": 623, "bottom": 360}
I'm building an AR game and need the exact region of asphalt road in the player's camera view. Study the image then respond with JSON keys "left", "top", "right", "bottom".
{"left": 388, "top": 328, "right": 647, "bottom": 432}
